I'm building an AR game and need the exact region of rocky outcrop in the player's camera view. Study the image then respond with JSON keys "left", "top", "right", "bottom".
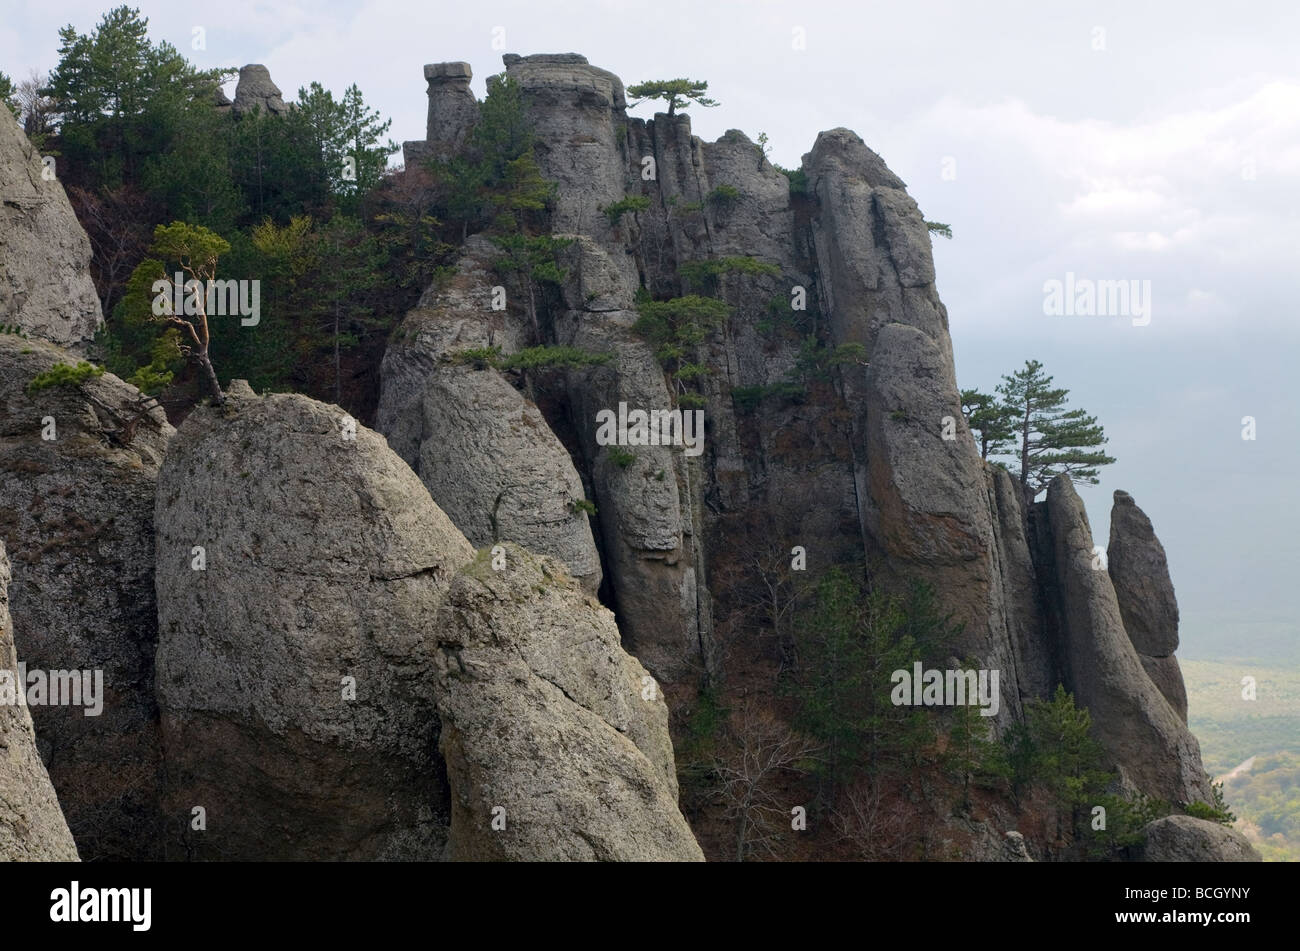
{"left": 0, "top": 334, "right": 170, "bottom": 860}
{"left": 403, "top": 62, "right": 479, "bottom": 167}
{"left": 376, "top": 51, "right": 1222, "bottom": 844}
{"left": 377, "top": 237, "right": 602, "bottom": 592}
{"left": 1109, "top": 490, "right": 1187, "bottom": 719}
{"left": 809, "top": 128, "right": 1028, "bottom": 722}
{"left": 1141, "top": 815, "right": 1261, "bottom": 862}
{"left": 154, "top": 382, "right": 474, "bottom": 860}
{"left": 1040, "top": 476, "right": 1210, "bottom": 805}
{"left": 433, "top": 543, "right": 702, "bottom": 861}
{"left": 0, "top": 112, "right": 102, "bottom": 349}
{"left": 232, "top": 64, "right": 289, "bottom": 116}
{"left": 0, "top": 540, "right": 79, "bottom": 861}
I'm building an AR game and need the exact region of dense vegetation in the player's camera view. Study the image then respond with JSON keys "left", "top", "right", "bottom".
{"left": 13, "top": 5, "right": 561, "bottom": 423}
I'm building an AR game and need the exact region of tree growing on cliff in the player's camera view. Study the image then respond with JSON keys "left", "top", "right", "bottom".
{"left": 126, "top": 221, "right": 232, "bottom": 403}
{"left": 627, "top": 79, "right": 719, "bottom": 116}
{"left": 996, "top": 359, "right": 1116, "bottom": 501}
{"left": 960, "top": 387, "right": 1016, "bottom": 460}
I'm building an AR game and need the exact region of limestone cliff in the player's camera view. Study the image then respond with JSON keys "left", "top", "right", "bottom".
{"left": 382, "top": 52, "right": 1221, "bottom": 836}
{"left": 0, "top": 112, "right": 102, "bottom": 349}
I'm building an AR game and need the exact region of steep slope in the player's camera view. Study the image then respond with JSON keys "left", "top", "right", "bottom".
{"left": 0, "top": 540, "right": 80, "bottom": 861}
{"left": 383, "top": 52, "right": 1219, "bottom": 843}
{"left": 0, "top": 112, "right": 102, "bottom": 349}
{"left": 0, "top": 333, "right": 171, "bottom": 860}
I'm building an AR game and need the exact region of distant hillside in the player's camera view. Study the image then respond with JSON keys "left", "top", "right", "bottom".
{"left": 1184, "top": 658, "right": 1300, "bottom": 861}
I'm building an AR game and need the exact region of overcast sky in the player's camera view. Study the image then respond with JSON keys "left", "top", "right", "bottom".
{"left": 4, "top": 0, "right": 1296, "bottom": 662}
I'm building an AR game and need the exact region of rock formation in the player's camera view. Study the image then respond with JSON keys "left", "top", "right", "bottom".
{"left": 153, "top": 381, "right": 473, "bottom": 859}
{"left": 381, "top": 50, "right": 1218, "bottom": 829}
{"left": 0, "top": 334, "right": 171, "bottom": 860}
{"left": 231, "top": 64, "right": 289, "bottom": 116}
{"left": 1109, "top": 489, "right": 1187, "bottom": 719}
{"left": 377, "top": 236, "right": 602, "bottom": 592}
{"left": 433, "top": 544, "right": 701, "bottom": 861}
{"left": 0, "top": 540, "right": 80, "bottom": 861}
{"left": 0, "top": 45, "right": 1243, "bottom": 864}
{"left": 0, "top": 112, "right": 102, "bottom": 349}
{"left": 1141, "top": 815, "right": 1260, "bottom": 862}
{"left": 1038, "top": 476, "right": 1210, "bottom": 804}
{"left": 402, "top": 62, "right": 478, "bottom": 167}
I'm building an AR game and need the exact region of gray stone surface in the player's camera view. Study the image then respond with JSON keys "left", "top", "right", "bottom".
{"left": 1109, "top": 490, "right": 1180, "bottom": 656}
{"left": 1044, "top": 476, "right": 1212, "bottom": 805}
{"left": 154, "top": 384, "right": 475, "bottom": 860}
{"left": 232, "top": 64, "right": 289, "bottom": 116}
{"left": 0, "top": 112, "right": 102, "bottom": 349}
{"left": 1141, "top": 814, "right": 1261, "bottom": 862}
{"left": 422, "top": 62, "right": 478, "bottom": 160}
{"left": 0, "top": 540, "right": 80, "bottom": 861}
{"left": 0, "top": 334, "right": 170, "bottom": 860}
{"left": 433, "top": 544, "right": 702, "bottom": 861}
{"left": 377, "top": 236, "right": 602, "bottom": 592}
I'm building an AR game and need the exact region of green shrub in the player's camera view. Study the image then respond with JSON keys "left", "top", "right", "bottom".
{"left": 27, "top": 361, "right": 105, "bottom": 394}
{"left": 706, "top": 184, "right": 740, "bottom": 206}
{"left": 775, "top": 165, "right": 808, "bottom": 196}
{"left": 1184, "top": 782, "right": 1237, "bottom": 825}
{"left": 448, "top": 346, "right": 503, "bottom": 369}
{"left": 499, "top": 345, "right": 610, "bottom": 371}
{"left": 569, "top": 498, "right": 597, "bottom": 516}
{"left": 607, "top": 445, "right": 636, "bottom": 468}
{"left": 601, "top": 195, "right": 651, "bottom": 224}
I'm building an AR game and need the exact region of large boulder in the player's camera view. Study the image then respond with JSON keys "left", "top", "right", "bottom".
{"left": 1042, "top": 476, "right": 1211, "bottom": 804}
{"left": 0, "top": 113, "right": 102, "bottom": 349}
{"left": 231, "top": 65, "right": 289, "bottom": 116}
{"left": 433, "top": 543, "right": 702, "bottom": 861}
{"left": 0, "top": 540, "right": 80, "bottom": 861}
{"left": 0, "top": 334, "right": 170, "bottom": 860}
{"left": 1140, "top": 815, "right": 1260, "bottom": 862}
{"left": 154, "top": 382, "right": 475, "bottom": 860}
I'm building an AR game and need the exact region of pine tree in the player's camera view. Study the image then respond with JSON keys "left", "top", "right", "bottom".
{"left": 626, "top": 79, "right": 719, "bottom": 115}
{"left": 960, "top": 387, "right": 1016, "bottom": 460}
{"left": 126, "top": 221, "right": 233, "bottom": 403}
{"left": 995, "top": 359, "right": 1116, "bottom": 502}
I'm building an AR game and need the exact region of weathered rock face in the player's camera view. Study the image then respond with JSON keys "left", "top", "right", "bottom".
{"left": 1109, "top": 491, "right": 1179, "bottom": 655}
{"left": 154, "top": 382, "right": 475, "bottom": 860}
{"left": 1108, "top": 490, "right": 1188, "bottom": 719}
{"left": 0, "top": 540, "right": 80, "bottom": 861}
{"left": 403, "top": 62, "right": 479, "bottom": 168}
{"left": 377, "top": 50, "right": 1219, "bottom": 853}
{"left": 1040, "top": 476, "right": 1210, "bottom": 805}
{"left": 1141, "top": 815, "right": 1261, "bottom": 862}
{"left": 0, "top": 334, "right": 170, "bottom": 860}
{"left": 432, "top": 543, "right": 702, "bottom": 861}
{"left": 232, "top": 64, "right": 289, "bottom": 116}
{"left": 0, "top": 113, "right": 102, "bottom": 349}
{"left": 377, "top": 237, "right": 602, "bottom": 592}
